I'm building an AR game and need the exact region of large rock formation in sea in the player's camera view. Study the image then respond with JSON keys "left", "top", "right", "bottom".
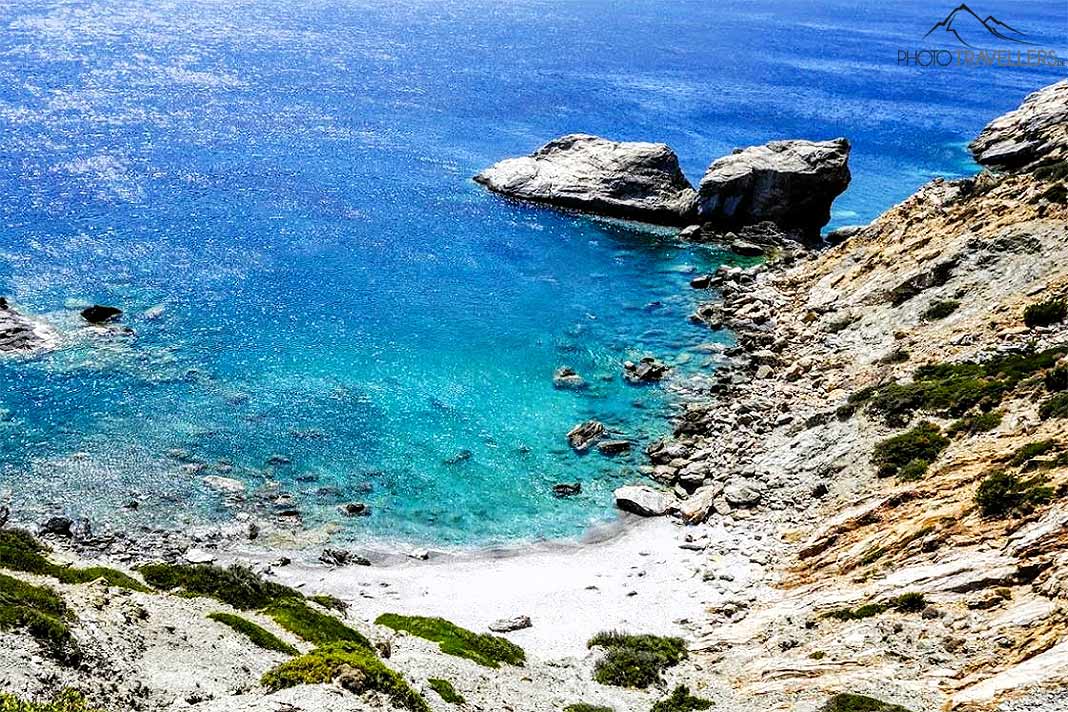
{"left": 694, "top": 138, "right": 851, "bottom": 236}
{"left": 970, "top": 79, "right": 1068, "bottom": 169}
{"left": 474, "top": 134, "right": 697, "bottom": 224}
{"left": 0, "top": 298, "right": 55, "bottom": 353}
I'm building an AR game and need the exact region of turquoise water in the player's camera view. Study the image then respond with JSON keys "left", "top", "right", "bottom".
{"left": 0, "top": 0, "right": 1064, "bottom": 546}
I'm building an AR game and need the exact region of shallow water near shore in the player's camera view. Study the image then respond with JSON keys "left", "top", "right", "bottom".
{"left": 0, "top": 0, "right": 1064, "bottom": 547}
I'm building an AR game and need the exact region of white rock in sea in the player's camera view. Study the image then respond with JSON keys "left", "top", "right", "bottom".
{"left": 202, "top": 475, "right": 246, "bottom": 494}
{"left": 614, "top": 485, "right": 676, "bottom": 517}
{"left": 0, "top": 298, "right": 57, "bottom": 353}
{"left": 696, "top": 138, "right": 850, "bottom": 236}
{"left": 475, "top": 134, "right": 697, "bottom": 225}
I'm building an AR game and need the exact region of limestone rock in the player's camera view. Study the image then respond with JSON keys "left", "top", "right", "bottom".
{"left": 488, "top": 615, "right": 532, "bottom": 633}
{"left": 475, "top": 134, "right": 697, "bottom": 225}
{"left": 614, "top": 485, "right": 676, "bottom": 516}
{"left": 696, "top": 138, "right": 851, "bottom": 236}
{"left": 970, "top": 80, "right": 1068, "bottom": 169}
{"left": 567, "top": 420, "right": 606, "bottom": 452}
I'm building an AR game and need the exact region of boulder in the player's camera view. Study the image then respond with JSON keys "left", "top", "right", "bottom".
{"left": 552, "top": 482, "right": 582, "bottom": 497}
{"left": 696, "top": 138, "right": 851, "bottom": 236}
{"left": 81, "top": 305, "right": 122, "bottom": 324}
{"left": 597, "top": 440, "right": 632, "bottom": 456}
{"left": 623, "top": 357, "right": 670, "bottom": 384}
{"left": 475, "top": 134, "right": 697, "bottom": 225}
{"left": 614, "top": 485, "right": 676, "bottom": 517}
{"left": 553, "top": 366, "right": 587, "bottom": 390}
{"left": 489, "top": 615, "right": 532, "bottom": 633}
{"left": 567, "top": 420, "right": 606, "bottom": 452}
{"left": 320, "top": 549, "right": 371, "bottom": 567}
{"left": 970, "top": 80, "right": 1068, "bottom": 170}
{"left": 338, "top": 502, "right": 370, "bottom": 517}
{"left": 723, "top": 479, "right": 763, "bottom": 507}
{"left": 39, "top": 516, "right": 73, "bottom": 537}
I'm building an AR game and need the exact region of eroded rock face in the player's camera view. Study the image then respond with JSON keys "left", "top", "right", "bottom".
{"left": 474, "top": 134, "right": 697, "bottom": 224}
{"left": 970, "top": 80, "right": 1068, "bottom": 170}
{"left": 695, "top": 138, "right": 851, "bottom": 236}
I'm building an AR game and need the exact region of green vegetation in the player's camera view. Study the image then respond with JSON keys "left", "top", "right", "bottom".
{"left": 141, "top": 562, "right": 368, "bottom": 647}
{"left": 375, "top": 613, "right": 524, "bottom": 668}
{"left": 922, "top": 299, "right": 960, "bottom": 320}
{"left": 975, "top": 470, "right": 1054, "bottom": 518}
{"left": 0, "top": 691, "right": 103, "bottom": 712}
{"left": 1046, "top": 365, "right": 1068, "bottom": 392}
{"left": 649, "top": 686, "right": 713, "bottom": 712}
{"left": 809, "top": 650, "right": 827, "bottom": 660}
{"left": 563, "top": 705, "right": 614, "bottom": 712}
{"left": 261, "top": 642, "right": 429, "bottom": 712}
{"left": 1035, "top": 161, "right": 1068, "bottom": 182}
{"left": 138, "top": 562, "right": 295, "bottom": 609}
{"left": 871, "top": 422, "right": 948, "bottom": 479}
{"left": 1011, "top": 440, "right": 1059, "bottom": 466}
{"left": 877, "top": 349, "right": 910, "bottom": 365}
{"left": 0, "top": 529, "right": 147, "bottom": 592}
{"left": 823, "top": 593, "right": 926, "bottom": 621}
{"left": 948, "top": 410, "right": 1003, "bottom": 437}
{"left": 1024, "top": 299, "right": 1067, "bottom": 328}
{"left": 851, "top": 348, "right": 1066, "bottom": 426}
{"left": 1035, "top": 183, "right": 1067, "bottom": 205}
{"left": 826, "top": 315, "right": 856, "bottom": 334}
{"left": 427, "top": 678, "right": 464, "bottom": 704}
{"left": 0, "top": 572, "right": 80, "bottom": 664}
{"left": 819, "top": 692, "right": 916, "bottom": 712}
{"left": 309, "top": 594, "right": 348, "bottom": 612}
{"left": 587, "top": 631, "right": 688, "bottom": 689}
{"left": 265, "top": 598, "right": 371, "bottom": 648}
{"left": 1040, "top": 393, "right": 1068, "bottom": 420}
{"left": 207, "top": 612, "right": 298, "bottom": 655}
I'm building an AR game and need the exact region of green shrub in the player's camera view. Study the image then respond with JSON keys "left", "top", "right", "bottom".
{"left": 877, "top": 349, "right": 910, "bottom": 365}
{"left": 650, "top": 686, "right": 713, "bottom": 712}
{"left": 1034, "top": 183, "right": 1067, "bottom": 204}
{"left": 1046, "top": 365, "right": 1068, "bottom": 392}
{"left": 265, "top": 598, "right": 371, "bottom": 648}
{"left": 823, "top": 593, "right": 925, "bottom": 621}
{"left": 1040, "top": 393, "right": 1068, "bottom": 419}
{"left": 975, "top": 470, "right": 1054, "bottom": 518}
{"left": 0, "top": 529, "right": 147, "bottom": 592}
{"left": 375, "top": 613, "right": 525, "bottom": 668}
{"left": 138, "top": 563, "right": 296, "bottom": 609}
{"left": 871, "top": 422, "right": 949, "bottom": 478}
{"left": 0, "top": 690, "right": 103, "bottom": 712}
{"left": 819, "top": 693, "right": 916, "bottom": 712}
{"left": 261, "top": 642, "right": 429, "bottom": 712}
{"left": 309, "top": 594, "right": 348, "bottom": 612}
{"left": 890, "top": 592, "right": 926, "bottom": 613}
{"left": 922, "top": 300, "right": 960, "bottom": 320}
{"left": 1024, "top": 299, "right": 1067, "bottom": 328}
{"left": 564, "top": 705, "right": 613, "bottom": 712}
{"left": 1011, "top": 440, "right": 1058, "bottom": 466}
{"left": 587, "top": 631, "right": 687, "bottom": 689}
{"left": 0, "top": 572, "right": 80, "bottom": 664}
{"left": 427, "top": 678, "right": 464, "bottom": 704}
{"left": 948, "top": 410, "right": 1003, "bottom": 437}
{"left": 207, "top": 612, "right": 298, "bottom": 655}
{"left": 1035, "top": 161, "right": 1068, "bottom": 182}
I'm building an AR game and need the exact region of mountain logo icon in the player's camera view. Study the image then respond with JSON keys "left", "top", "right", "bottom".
{"left": 924, "top": 4, "right": 1035, "bottom": 48}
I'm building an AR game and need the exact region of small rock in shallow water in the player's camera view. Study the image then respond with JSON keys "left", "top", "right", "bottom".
{"left": 553, "top": 366, "right": 587, "bottom": 390}
{"left": 338, "top": 502, "right": 370, "bottom": 517}
{"left": 567, "top": 419, "right": 606, "bottom": 452}
{"left": 597, "top": 439, "right": 632, "bottom": 456}
{"left": 80, "top": 305, "right": 122, "bottom": 324}
{"left": 39, "top": 516, "right": 73, "bottom": 537}
{"left": 443, "top": 449, "right": 472, "bottom": 465}
{"left": 489, "top": 615, "right": 532, "bottom": 633}
{"left": 623, "top": 356, "right": 670, "bottom": 384}
{"left": 552, "top": 482, "right": 582, "bottom": 497}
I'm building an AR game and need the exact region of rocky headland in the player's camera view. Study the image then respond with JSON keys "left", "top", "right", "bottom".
{"left": 1, "top": 80, "right": 1067, "bottom": 712}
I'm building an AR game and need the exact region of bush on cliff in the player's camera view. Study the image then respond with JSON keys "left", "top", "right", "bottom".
{"left": 0, "top": 691, "right": 103, "bottom": 712}
{"left": 1011, "top": 440, "right": 1059, "bottom": 467}
{"left": 947, "top": 410, "right": 1002, "bottom": 437}
{"left": 427, "top": 678, "right": 464, "bottom": 705}
{"left": 820, "top": 693, "right": 916, "bottom": 712}
{"left": 1024, "top": 298, "right": 1067, "bottom": 328}
{"left": 0, "top": 572, "right": 80, "bottom": 664}
{"left": 649, "top": 686, "right": 713, "bottom": 712}
{"left": 375, "top": 613, "right": 524, "bottom": 668}
{"left": 871, "top": 422, "right": 949, "bottom": 479}
{"left": 1040, "top": 392, "right": 1068, "bottom": 420}
{"left": 587, "top": 631, "right": 687, "bottom": 688}
{"left": 261, "top": 642, "right": 429, "bottom": 711}
{"left": 207, "top": 612, "right": 298, "bottom": 655}
{"left": 1046, "top": 364, "right": 1068, "bottom": 392}
{"left": 975, "top": 470, "right": 1054, "bottom": 518}
{"left": 922, "top": 299, "right": 960, "bottom": 320}
{"left": 0, "top": 529, "right": 147, "bottom": 592}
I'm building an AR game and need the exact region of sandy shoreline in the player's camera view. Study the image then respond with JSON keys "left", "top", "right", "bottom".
{"left": 221, "top": 515, "right": 715, "bottom": 659}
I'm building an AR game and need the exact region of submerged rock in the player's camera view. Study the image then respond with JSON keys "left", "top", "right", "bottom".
{"left": 567, "top": 419, "right": 606, "bottom": 452}
{"left": 81, "top": 304, "right": 123, "bottom": 324}
{"left": 597, "top": 439, "right": 632, "bottom": 456}
{"left": 970, "top": 80, "right": 1067, "bottom": 169}
{"left": 475, "top": 134, "right": 697, "bottom": 224}
{"left": 553, "top": 366, "right": 587, "bottom": 390}
{"left": 614, "top": 485, "right": 676, "bottom": 516}
{"left": 552, "top": 482, "right": 582, "bottom": 497}
{"left": 696, "top": 138, "right": 851, "bottom": 236}
{"left": 338, "top": 502, "right": 370, "bottom": 517}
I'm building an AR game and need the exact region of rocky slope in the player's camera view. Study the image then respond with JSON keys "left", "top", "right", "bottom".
{"left": 2, "top": 81, "right": 1067, "bottom": 712}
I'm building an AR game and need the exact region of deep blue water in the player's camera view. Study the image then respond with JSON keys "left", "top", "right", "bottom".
{"left": 0, "top": 0, "right": 1064, "bottom": 546}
